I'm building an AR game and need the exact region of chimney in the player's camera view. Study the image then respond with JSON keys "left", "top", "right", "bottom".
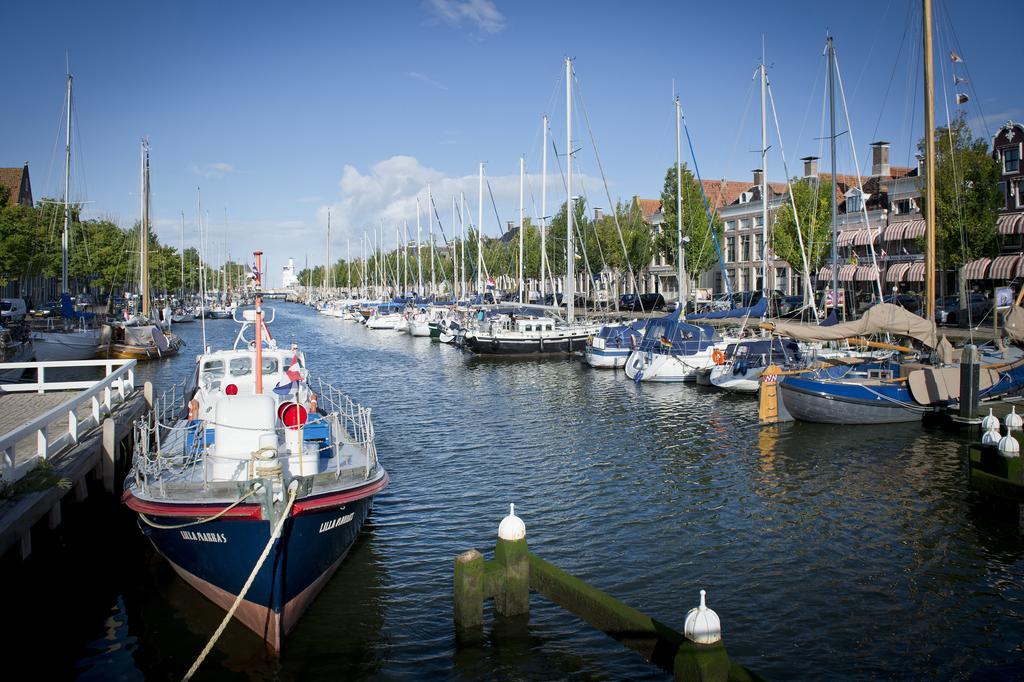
{"left": 752, "top": 168, "right": 764, "bottom": 186}
{"left": 507, "top": 220, "right": 515, "bottom": 232}
{"left": 594, "top": 207, "right": 604, "bottom": 221}
{"left": 870, "top": 141, "right": 890, "bottom": 177}
{"left": 800, "top": 156, "right": 819, "bottom": 178}
{"left": 916, "top": 153, "right": 925, "bottom": 177}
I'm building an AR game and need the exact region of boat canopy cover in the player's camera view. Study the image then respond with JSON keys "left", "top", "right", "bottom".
{"left": 686, "top": 297, "right": 767, "bottom": 321}
{"left": 638, "top": 307, "right": 717, "bottom": 352}
{"left": 724, "top": 338, "right": 801, "bottom": 361}
{"left": 766, "top": 303, "right": 937, "bottom": 348}
{"left": 1004, "top": 306, "right": 1024, "bottom": 342}
{"left": 596, "top": 320, "right": 647, "bottom": 341}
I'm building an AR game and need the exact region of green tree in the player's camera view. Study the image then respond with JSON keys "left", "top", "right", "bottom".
{"left": 917, "top": 113, "right": 1002, "bottom": 271}
{"left": 770, "top": 178, "right": 834, "bottom": 282}
{"left": 658, "top": 164, "right": 724, "bottom": 279}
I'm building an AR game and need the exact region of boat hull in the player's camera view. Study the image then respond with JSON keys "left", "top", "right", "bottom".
{"left": 33, "top": 328, "right": 102, "bottom": 361}
{"left": 584, "top": 345, "right": 631, "bottom": 368}
{"left": 463, "top": 332, "right": 589, "bottom": 355}
{"left": 709, "top": 364, "right": 763, "bottom": 393}
{"left": 624, "top": 348, "right": 714, "bottom": 382}
{"left": 125, "top": 478, "right": 385, "bottom": 651}
{"left": 778, "top": 376, "right": 925, "bottom": 424}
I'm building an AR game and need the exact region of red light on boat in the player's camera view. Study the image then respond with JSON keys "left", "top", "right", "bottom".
{"left": 281, "top": 403, "right": 308, "bottom": 430}
{"left": 225, "top": 383, "right": 239, "bottom": 396}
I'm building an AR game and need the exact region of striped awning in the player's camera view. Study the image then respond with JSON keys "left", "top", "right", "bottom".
{"left": 901, "top": 220, "right": 926, "bottom": 239}
{"left": 854, "top": 264, "right": 879, "bottom": 281}
{"left": 963, "top": 257, "right": 992, "bottom": 280}
{"left": 906, "top": 261, "right": 926, "bottom": 282}
{"left": 886, "top": 262, "right": 911, "bottom": 282}
{"left": 883, "top": 222, "right": 907, "bottom": 241}
{"left": 990, "top": 254, "right": 1022, "bottom": 279}
{"left": 817, "top": 265, "right": 833, "bottom": 281}
{"left": 838, "top": 230, "right": 857, "bottom": 247}
{"left": 998, "top": 213, "right": 1024, "bottom": 235}
{"left": 838, "top": 264, "right": 858, "bottom": 282}
{"left": 853, "top": 228, "right": 881, "bottom": 246}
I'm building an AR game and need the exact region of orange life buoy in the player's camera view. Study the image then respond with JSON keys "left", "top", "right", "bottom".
{"left": 309, "top": 392, "right": 318, "bottom": 413}
{"left": 187, "top": 399, "right": 199, "bottom": 420}
{"left": 712, "top": 348, "right": 725, "bottom": 365}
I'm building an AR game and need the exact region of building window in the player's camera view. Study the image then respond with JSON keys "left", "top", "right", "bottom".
{"left": 1017, "top": 180, "right": 1024, "bottom": 209}
{"left": 776, "top": 266, "right": 788, "bottom": 293}
{"left": 893, "top": 198, "right": 915, "bottom": 215}
{"left": 740, "top": 235, "right": 750, "bottom": 262}
{"left": 737, "top": 218, "right": 747, "bottom": 230}
{"left": 725, "top": 220, "right": 734, "bottom": 231}
{"left": 714, "top": 272, "right": 722, "bottom": 294}
{"left": 847, "top": 190, "right": 862, "bottom": 213}
{"left": 756, "top": 234, "right": 764, "bottom": 261}
{"left": 724, "top": 237, "right": 733, "bottom": 263}
{"left": 754, "top": 216, "right": 764, "bottom": 228}
{"left": 1004, "top": 147, "right": 1021, "bottom": 174}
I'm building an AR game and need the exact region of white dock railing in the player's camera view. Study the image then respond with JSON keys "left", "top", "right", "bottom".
{"left": 0, "top": 359, "right": 137, "bottom": 484}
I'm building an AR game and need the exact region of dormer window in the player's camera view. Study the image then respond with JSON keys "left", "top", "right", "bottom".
{"left": 846, "top": 190, "right": 862, "bottom": 213}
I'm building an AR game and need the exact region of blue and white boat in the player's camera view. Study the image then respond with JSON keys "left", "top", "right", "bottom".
{"left": 708, "top": 338, "right": 801, "bottom": 393}
{"left": 584, "top": 320, "right": 647, "bottom": 369}
{"left": 123, "top": 252, "right": 387, "bottom": 652}
{"left": 624, "top": 305, "right": 720, "bottom": 382}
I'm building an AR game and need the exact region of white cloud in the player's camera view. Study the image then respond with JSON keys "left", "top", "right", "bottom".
{"left": 189, "top": 162, "right": 236, "bottom": 179}
{"left": 317, "top": 155, "right": 606, "bottom": 248}
{"left": 424, "top": 0, "right": 505, "bottom": 34}
{"left": 406, "top": 71, "right": 448, "bottom": 91}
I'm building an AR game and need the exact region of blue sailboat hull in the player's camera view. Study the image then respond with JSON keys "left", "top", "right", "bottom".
{"left": 778, "top": 375, "right": 927, "bottom": 424}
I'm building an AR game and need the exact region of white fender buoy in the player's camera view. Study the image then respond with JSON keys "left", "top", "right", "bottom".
{"left": 981, "top": 408, "right": 1000, "bottom": 432}
{"left": 684, "top": 589, "right": 722, "bottom": 644}
{"left": 981, "top": 429, "right": 1002, "bottom": 447}
{"left": 998, "top": 434, "right": 1020, "bottom": 458}
{"left": 498, "top": 503, "right": 526, "bottom": 541}
{"left": 1004, "top": 407, "right": 1023, "bottom": 431}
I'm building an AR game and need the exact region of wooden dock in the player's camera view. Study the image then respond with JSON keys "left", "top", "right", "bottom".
{"left": 0, "top": 360, "right": 151, "bottom": 560}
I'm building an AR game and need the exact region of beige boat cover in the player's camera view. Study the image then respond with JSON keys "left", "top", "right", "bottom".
{"left": 1003, "top": 305, "right": 1024, "bottom": 341}
{"left": 908, "top": 366, "right": 999, "bottom": 404}
{"left": 767, "top": 303, "right": 938, "bottom": 348}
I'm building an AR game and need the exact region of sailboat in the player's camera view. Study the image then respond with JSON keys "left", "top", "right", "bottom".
{"left": 32, "top": 72, "right": 102, "bottom": 361}
{"left": 462, "top": 59, "right": 601, "bottom": 356}
{"left": 97, "top": 140, "right": 183, "bottom": 361}
{"left": 766, "top": 18, "right": 1024, "bottom": 423}
{"left": 123, "top": 249, "right": 387, "bottom": 655}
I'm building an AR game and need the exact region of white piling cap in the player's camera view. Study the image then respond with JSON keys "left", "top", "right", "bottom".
{"left": 998, "top": 434, "right": 1021, "bottom": 458}
{"left": 982, "top": 429, "right": 1002, "bottom": 446}
{"left": 981, "top": 408, "right": 1000, "bottom": 432}
{"left": 1005, "top": 407, "right": 1023, "bottom": 430}
{"left": 684, "top": 589, "right": 722, "bottom": 644}
{"left": 498, "top": 503, "right": 526, "bottom": 541}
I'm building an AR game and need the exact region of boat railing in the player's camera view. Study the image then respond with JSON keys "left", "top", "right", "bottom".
{"left": 0, "top": 359, "right": 137, "bottom": 484}
{"left": 132, "top": 376, "right": 379, "bottom": 494}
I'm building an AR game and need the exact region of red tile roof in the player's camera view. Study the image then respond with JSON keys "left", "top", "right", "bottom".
{"left": 0, "top": 167, "right": 25, "bottom": 207}
{"left": 635, "top": 198, "right": 661, "bottom": 221}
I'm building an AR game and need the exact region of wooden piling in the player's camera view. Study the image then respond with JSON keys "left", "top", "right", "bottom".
{"left": 101, "top": 417, "right": 116, "bottom": 494}
{"left": 454, "top": 549, "right": 485, "bottom": 630}
{"left": 494, "top": 536, "right": 529, "bottom": 617}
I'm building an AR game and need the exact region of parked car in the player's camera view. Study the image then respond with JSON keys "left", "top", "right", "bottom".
{"left": 619, "top": 293, "right": 666, "bottom": 312}
{"left": 1, "top": 298, "right": 28, "bottom": 323}
{"left": 935, "top": 293, "right": 992, "bottom": 327}
{"left": 29, "top": 299, "right": 59, "bottom": 318}
{"left": 776, "top": 295, "right": 805, "bottom": 317}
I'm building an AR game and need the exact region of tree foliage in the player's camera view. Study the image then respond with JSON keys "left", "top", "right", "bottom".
{"left": 770, "top": 178, "right": 834, "bottom": 276}
{"left": 658, "top": 164, "right": 724, "bottom": 278}
{"left": 917, "top": 113, "right": 1002, "bottom": 269}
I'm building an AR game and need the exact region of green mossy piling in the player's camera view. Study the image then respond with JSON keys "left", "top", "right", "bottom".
{"left": 454, "top": 515, "right": 758, "bottom": 681}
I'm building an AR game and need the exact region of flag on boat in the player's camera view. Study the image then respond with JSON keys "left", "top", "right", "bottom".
{"left": 286, "top": 353, "right": 302, "bottom": 382}
{"left": 486, "top": 277, "right": 496, "bottom": 289}
{"left": 954, "top": 75, "right": 968, "bottom": 85}
{"left": 956, "top": 93, "right": 970, "bottom": 105}
{"left": 273, "top": 380, "right": 296, "bottom": 396}
{"left": 658, "top": 336, "right": 673, "bottom": 349}
{"left": 950, "top": 51, "right": 963, "bottom": 63}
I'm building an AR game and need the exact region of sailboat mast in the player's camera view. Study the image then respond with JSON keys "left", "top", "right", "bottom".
{"left": 760, "top": 61, "right": 769, "bottom": 299}
{"left": 565, "top": 57, "right": 575, "bottom": 324}
{"left": 477, "top": 163, "right": 484, "bottom": 296}
{"left": 541, "top": 115, "right": 548, "bottom": 300}
{"left": 519, "top": 155, "right": 525, "bottom": 303}
{"left": 180, "top": 211, "right": 185, "bottom": 300}
{"left": 62, "top": 72, "right": 72, "bottom": 294}
{"left": 416, "top": 197, "right": 423, "bottom": 296}
{"left": 428, "top": 184, "right": 436, "bottom": 296}
{"left": 675, "top": 94, "right": 685, "bottom": 306}
{"left": 451, "top": 196, "right": 458, "bottom": 299}
{"left": 140, "top": 139, "right": 150, "bottom": 319}
{"left": 922, "top": 0, "right": 937, "bottom": 321}
{"left": 827, "top": 37, "right": 839, "bottom": 318}
{"left": 460, "top": 192, "right": 466, "bottom": 299}
{"left": 348, "top": 238, "right": 352, "bottom": 295}
{"left": 326, "top": 208, "right": 332, "bottom": 292}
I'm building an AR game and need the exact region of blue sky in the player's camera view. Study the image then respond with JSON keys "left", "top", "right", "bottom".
{"left": 4, "top": 0, "right": 1018, "bottom": 286}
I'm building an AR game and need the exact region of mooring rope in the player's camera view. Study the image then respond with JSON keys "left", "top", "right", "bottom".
{"left": 183, "top": 483, "right": 298, "bottom": 681}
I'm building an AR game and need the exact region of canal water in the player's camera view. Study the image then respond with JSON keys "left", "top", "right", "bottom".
{"left": 7, "top": 302, "right": 1024, "bottom": 680}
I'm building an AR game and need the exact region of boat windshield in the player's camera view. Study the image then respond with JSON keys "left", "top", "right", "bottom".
{"left": 201, "top": 359, "right": 225, "bottom": 380}
{"left": 228, "top": 356, "right": 280, "bottom": 376}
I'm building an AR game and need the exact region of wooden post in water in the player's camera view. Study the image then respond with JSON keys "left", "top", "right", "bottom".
{"left": 453, "top": 549, "right": 485, "bottom": 630}
{"left": 494, "top": 504, "right": 529, "bottom": 617}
